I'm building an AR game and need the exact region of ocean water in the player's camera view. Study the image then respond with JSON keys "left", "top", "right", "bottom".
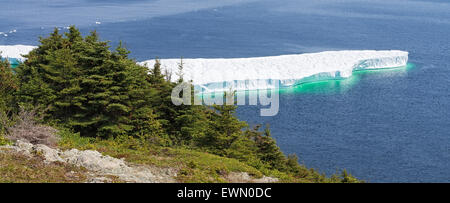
{"left": 1, "top": 0, "right": 449, "bottom": 182}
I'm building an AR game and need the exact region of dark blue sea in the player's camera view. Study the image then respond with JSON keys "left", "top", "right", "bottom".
{"left": 2, "top": 0, "right": 449, "bottom": 182}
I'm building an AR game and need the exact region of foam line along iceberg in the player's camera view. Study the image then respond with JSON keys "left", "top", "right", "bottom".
{"left": 139, "top": 50, "right": 409, "bottom": 93}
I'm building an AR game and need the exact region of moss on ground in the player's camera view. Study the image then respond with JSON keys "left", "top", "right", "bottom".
{"left": 0, "top": 151, "right": 88, "bottom": 183}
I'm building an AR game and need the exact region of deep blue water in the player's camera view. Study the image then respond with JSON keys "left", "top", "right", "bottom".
{"left": 2, "top": 0, "right": 449, "bottom": 182}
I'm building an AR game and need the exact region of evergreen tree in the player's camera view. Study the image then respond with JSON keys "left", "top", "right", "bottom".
{"left": 200, "top": 96, "right": 248, "bottom": 155}
{"left": 0, "top": 58, "right": 17, "bottom": 138}
{"left": 174, "top": 104, "right": 209, "bottom": 145}
{"left": 146, "top": 58, "right": 180, "bottom": 141}
{"left": 254, "top": 124, "right": 288, "bottom": 171}
{"left": 226, "top": 125, "right": 262, "bottom": 167}
{"left": 0, "top": 58, "right": 17, "bottom": 110}
{"left": 66, "top": 26, "right": 83, "bottom": 44}
{"left": 16, "top": 26, "right": 166, "bottom": 139}
{"left": 176, "top": 57, "right": 184, "bottom": 83}
{"left": 15, "top": 28, "right": 65, "bottom": 109}
{"left": 148, "top": 58, "right": 166, "bottom": 86}
{"left": 169, "top": 59, "right": 208, "bottom": 145}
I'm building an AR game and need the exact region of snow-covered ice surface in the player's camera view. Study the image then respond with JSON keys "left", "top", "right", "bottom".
{"left": 0, "top": 45, "right": 37, "bottom": 61}
{"left": 0, "top": 46, "right": 409, "bottom": 93}
{"left": 139, "top": 50, "right": 409, "bottom": 93}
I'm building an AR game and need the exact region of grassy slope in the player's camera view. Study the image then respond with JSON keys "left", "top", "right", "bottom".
{"left": 0, "top": 130, "right": 358, "bottom": 183}
{"left": 58, "top": 131, "right": 343, "bottom": 183}
{"left": 0, "top": 149, "right": 88, "bottom": 183}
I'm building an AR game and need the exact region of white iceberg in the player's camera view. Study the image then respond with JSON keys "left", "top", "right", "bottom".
{"left": 0, "top": 46, "right": 409, "bottom": 93}
{"left": 139, "top": 50, "right": 409, "bottom": 93}
{"left": 0, "top": 45, "right": 37, "bottom": 61}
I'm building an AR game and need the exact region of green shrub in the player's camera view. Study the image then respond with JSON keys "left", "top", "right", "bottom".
{"left": 0, "top": 135, "right": 10, "bottom": 146}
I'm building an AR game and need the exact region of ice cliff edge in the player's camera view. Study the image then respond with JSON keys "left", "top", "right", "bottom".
{"left": 139, "top": 50, "right": 409, "bottom": 93}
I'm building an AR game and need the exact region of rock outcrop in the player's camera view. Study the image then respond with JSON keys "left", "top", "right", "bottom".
{"left": 1, "top": 140, "right": 176, "bottom": 183}
{"left": 1, "top": 140, "right": 278, "bottom": 183}
{"left": 225, "top": 172, "right": 279, "bottom": 183}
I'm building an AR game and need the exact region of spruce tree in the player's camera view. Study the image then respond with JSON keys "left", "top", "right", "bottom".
{"left": 0, "top": 58, "right": 17, "bottom": 95}
{"left": 146, "top": 58, "right": 180, "bottom": 140}
{"left": 0, "top": 58, "right": 18, "bottom": 112}
{"left": 15, "top": 28, "right": 64, "bottom": 109}
{"left": 254, "top": 124, "right": 288, "bottom": 171}
{"left": 200, "top": 96, "right": 248, "bottom": 155}
{"left": 225, "top": 125, "right": 262, "bottom": 167}
{"left": 16, "top": 26, "right": 166, "bottom": 139}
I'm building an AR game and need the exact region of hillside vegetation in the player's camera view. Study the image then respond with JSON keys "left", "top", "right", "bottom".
{"left": 0, "top": 27, "right": 360, "bottom": 183}
{"left": 0, "top": 148, "right": 88, "bottom": 183}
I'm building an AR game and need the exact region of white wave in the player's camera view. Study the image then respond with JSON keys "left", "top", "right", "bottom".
{"left": 139, "top": 50, "right": 408, "bottom": 93}
{"left": 0, "top": 45, "right": 37, "bottom": 61}
{"left": 0, "top": 30, "right": 18, "bottom": 37}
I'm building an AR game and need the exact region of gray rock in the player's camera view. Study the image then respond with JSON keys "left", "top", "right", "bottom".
{"left": 226, "top": 172, "right": 278, "bottom": 183}
{"left": 13, "top": 140, "right": 34, "bottom": 155}
{"left": 33, "top": 144, "right": 64, "bottom": 163}
{"left": 2, "top": 140, "right": 176, "bottom": 183}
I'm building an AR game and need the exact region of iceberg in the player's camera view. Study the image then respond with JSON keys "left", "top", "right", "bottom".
{"left": 0, "top": 45, "right": 37, "bottom": 62}
{"left": 139, "top": 50, "right": 409, "bottom": 93}
{"left": 0, "top": 46, "right": 409, "bottom": 93}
